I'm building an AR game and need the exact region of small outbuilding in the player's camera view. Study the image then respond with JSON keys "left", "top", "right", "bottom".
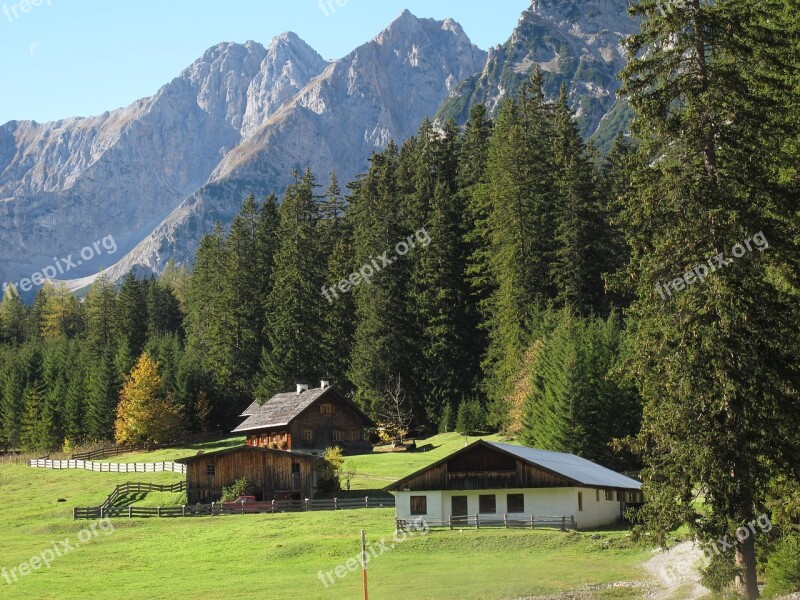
{"left": 386, "top": 440, "right": 643, "bottom": 529}
{"left": 232, "top": 381, "right": 374, "bottom": 455}
{"left": 175, "top": 445, "right": 324, "bottom": 504}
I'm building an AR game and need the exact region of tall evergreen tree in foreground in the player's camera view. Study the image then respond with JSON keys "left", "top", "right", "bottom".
{"left": 621, "top": 0, "right": 800, "bottom": 596}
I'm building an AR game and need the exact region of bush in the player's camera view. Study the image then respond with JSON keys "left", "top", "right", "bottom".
{"left": 317, "top": 447, "right": 344, "bottom": 494}
{"left": 764, "top": 534, "right": 800, "bottom": 597}
{"left": 220, "top": 477, "right": 252, "bottom": 503}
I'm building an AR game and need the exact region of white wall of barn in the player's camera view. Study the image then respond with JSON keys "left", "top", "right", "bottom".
{"left": 394, "top": 487, "right": 625, "bottom": 529}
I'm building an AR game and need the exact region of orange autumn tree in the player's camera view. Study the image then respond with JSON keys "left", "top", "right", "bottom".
{"left": 115, "top": 352, "right": 183, "bottom": 445}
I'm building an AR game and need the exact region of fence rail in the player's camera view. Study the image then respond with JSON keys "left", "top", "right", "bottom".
{"left": 74, "top": 493, "right": 395, "bottom": 520}
{"left": 29, "top": 459, "right": 187, "bottom": 473}
{"left": 397, "top": 514, "right": 577, "bottom": 531}
{"left": 101, "top": 481, "right": 187, "bottom": 510}
{"left": 70, "top": 430, "right": 226, "bottom": 460}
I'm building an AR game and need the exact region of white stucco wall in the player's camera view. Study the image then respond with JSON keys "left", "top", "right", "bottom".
{"left": 394, "top": 487, "right": 625, "bottom": 529}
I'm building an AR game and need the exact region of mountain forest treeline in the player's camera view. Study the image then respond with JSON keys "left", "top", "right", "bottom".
{"left": 1, "top": 1, "right": 799, "bottom": 596}
{"left": 0, "top": 79, "right": 637, "bottom": 463}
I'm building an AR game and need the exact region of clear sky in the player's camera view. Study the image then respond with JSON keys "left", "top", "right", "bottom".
{"left": 0, "top": 0, "right": 529, "bottom": 124}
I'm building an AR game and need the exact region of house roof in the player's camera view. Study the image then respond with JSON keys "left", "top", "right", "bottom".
{"left": 174, "top": 444, "right": 323, "bottom": 464}
{"left": 385, "top": 440, "right": 642, "bottom": 492}
{"left": 231, "top": 386, "right": 375, "bottom": 433}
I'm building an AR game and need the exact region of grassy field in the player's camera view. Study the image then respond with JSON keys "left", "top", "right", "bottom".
{"left": 0, "top": 433, "right": 656, "bottom": 600}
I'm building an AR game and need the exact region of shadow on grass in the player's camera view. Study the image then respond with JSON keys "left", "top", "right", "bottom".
{"left": 185, "top": 438, "right": 244, "bottom": 451}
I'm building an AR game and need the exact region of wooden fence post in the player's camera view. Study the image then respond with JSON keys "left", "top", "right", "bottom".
{"left": 571, "top": 515, "right": 576, "bottom": 531}
{"left": 365, "top": 496, "right": 369, "bottom": 508}
{"left": 449, "top": 515, "right": 452, "bottom": 530}
{"left": 72, "top": 507, "right": 76, "bottom": 520}
{"left": 100, "top": 506, "right": 104, "bottom": 519}
{"left": 334, "top": 498, "right": 338, "bottom": 510}
{"left": 561, "top": 515, "right": 566, "bottom": 531}
{"left": 504, "top": 514, "right": 508, "bottom": 528}
{"left": 475, "top": 514, "right": 480, "bottom": 530}
{"left": 129, "top": 506, "right": 132, "bottom": 518}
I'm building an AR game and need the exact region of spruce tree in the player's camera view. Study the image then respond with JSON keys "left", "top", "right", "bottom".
{"left": 258, "top": 170, "right": 325, "bottom": 397}
{"left": 482, "top": 73, "right": 557, "bottom": 424}
{"left": 620, "top": 1, "right": 800, "bottom": 596}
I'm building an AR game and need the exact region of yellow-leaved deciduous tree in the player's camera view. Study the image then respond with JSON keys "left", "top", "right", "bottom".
{"left": 115, "top": 352, "right": 183, "bottom": 445}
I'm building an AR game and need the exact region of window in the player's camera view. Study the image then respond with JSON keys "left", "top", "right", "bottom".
{"left": 578, "top": 492, "right": 584, "bottom": 511}
{"left": 333, "top": 430, "right": 345, "bottom": 442}
{"left": 291, "top": 463, "right": 301, "bottom": 474}
{"left": 206, "top": 464, "right": 215, "bottom": 476}
{"left": 302, "top": 429, "right": 314, "bottom": 442}
{"left": 596, "top": 489, "right": 600, "bottom": 502}
{"left": 320, "top": 403, "right": 334, "bottom": 415}
{"left": 479, "top": 494, "right": 496, "bottom": 514}
{"left": 410, "top": 496, "right": 427, "bottom": 515}
{"left": 507, "top": 493, "right": 525, "bottom": 514}
{"left": 348, "top": 430, "right": 360, "bottom": 441}
{"left": 605, "top": 489, "right": 615, "bottom": 501}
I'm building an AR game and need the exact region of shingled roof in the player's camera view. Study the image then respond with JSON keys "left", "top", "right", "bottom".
{"left": 232, "top": 387, "right": 374, "bottom": 433}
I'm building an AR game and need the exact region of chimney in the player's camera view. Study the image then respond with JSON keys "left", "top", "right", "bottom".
{"left": 296, "top": 382, "right": 309, "bottom": 395}
{"left": 320, "top": 378, "right": 331, "bottom": 390}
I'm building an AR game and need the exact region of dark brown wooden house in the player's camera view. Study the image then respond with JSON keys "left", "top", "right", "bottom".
{"left": 175, "top": 445, "right": 323, "bottom": 503}
{"left": 232, "top": 382, "right": 374, "bottom": 454}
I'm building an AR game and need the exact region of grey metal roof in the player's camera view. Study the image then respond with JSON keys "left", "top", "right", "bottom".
{"left": 232, "top": 388, "right": 331, "bottom": 432}
{"left": 485, "top": 442, "right": 641, "bottom": 490}
{"left": 386, "top": 440, "right": 641, "bottom": 491}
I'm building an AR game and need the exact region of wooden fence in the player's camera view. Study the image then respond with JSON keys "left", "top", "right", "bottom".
{"left": 29, "top": 459, "right": 187, "bottom": 473}
{"left": 70, "top": 430, "right": 226, "bottom": 460}
{"left": 74, "top": 492, "right": 395, "bottom": 520}
{"left": 397, "top": 514, "right": 577, "bottom": 531}
{"left": 101, "top": 481, "right": 187, "bottom": 509}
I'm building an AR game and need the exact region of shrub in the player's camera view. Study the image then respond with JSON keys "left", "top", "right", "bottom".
{"left": 317, "top": 447, "right": 344, "bottom": 494}
{"left": 220, "top": 477, "right": 252, "bottom": 503}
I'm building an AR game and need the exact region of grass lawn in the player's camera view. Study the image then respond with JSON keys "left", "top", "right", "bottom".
{"left": 0, "top": 433, "right": 655, "bottom": 599}
{"left": 92, "top": 436, "right": 246, "bottom": 463}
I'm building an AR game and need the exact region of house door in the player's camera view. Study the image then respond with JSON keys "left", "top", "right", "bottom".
{"left": 451, "top": 496, "right": 468, "bottom": 525}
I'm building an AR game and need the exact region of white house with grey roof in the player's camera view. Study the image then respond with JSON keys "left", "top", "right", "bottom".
{"left": 386, "top": 440, "right": 643, "bottom": 529}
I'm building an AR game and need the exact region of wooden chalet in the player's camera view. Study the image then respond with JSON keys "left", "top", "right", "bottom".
{"left": 175, "top": 445, "right": 323, "bottom": 504}
{"left": 232, "top": 381, "right": 375, "bottom": 454}
{"left": 386, "top": 440, "right": 643, "bottom": 529}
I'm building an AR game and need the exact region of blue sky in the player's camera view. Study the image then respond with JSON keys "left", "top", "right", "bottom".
{"left": 0, "top": 0, "right": 529, "bottom": 124}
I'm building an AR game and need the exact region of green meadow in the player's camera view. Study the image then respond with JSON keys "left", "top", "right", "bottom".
{"left": 0, "top": 434, "right": 654, "bottom": 600}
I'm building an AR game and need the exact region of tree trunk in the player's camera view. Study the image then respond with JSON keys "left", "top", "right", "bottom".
{"left": 735, "top": 534, "right": 760, "bottom": 599}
